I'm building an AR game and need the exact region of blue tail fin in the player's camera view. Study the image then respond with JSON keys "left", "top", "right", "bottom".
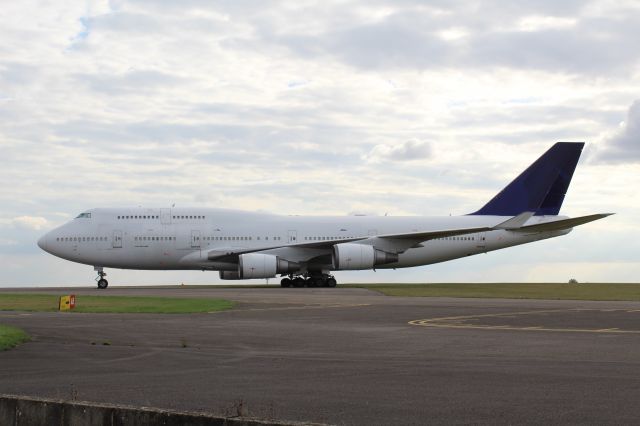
{"left": 470, "top": 142, "right": 584, "bottom": 216}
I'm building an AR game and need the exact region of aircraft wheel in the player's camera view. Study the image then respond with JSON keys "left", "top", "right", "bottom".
{"left": 97, "top": 279, "right": 108, "bottom": 289}
{"left": 292, "top": 277, "right": 304, "bottom": 288}
{"left": 326, "top": 278, "right": 337, "bottom": 288}
{"left": 280, "top": 278, "right": 292, "bottom": 288}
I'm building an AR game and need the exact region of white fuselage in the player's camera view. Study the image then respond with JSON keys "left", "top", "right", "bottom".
{"left": 38, "top": 208, "right": 569, "bottom": 273}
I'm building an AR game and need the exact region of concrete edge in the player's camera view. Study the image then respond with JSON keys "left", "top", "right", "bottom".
{"left": 0, "top": 394, "right": 327, "bottom": 426}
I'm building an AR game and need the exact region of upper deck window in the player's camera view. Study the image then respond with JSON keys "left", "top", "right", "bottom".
{"left": 75, "top": 212, "right": 91, "bottom": 219}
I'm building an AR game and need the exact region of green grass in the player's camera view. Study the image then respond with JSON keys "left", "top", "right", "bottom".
{"left": 355, "top": 283, "right": 640, "bottom": 301}
{"left": 0, "top": 324, "right": 30, "bottom": 351}
{"left": 0, "top": 294, "right": 234, "bottom": 314}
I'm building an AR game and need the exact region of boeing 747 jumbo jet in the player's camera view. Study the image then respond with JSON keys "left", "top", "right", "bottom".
{"left": 38, "top": 142, "right": 611, "bottom": 289}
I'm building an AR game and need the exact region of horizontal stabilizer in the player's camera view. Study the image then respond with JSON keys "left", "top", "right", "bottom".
{"left": 494, "top": 211, "right": 535, "bottom": 229}
{"left": 514, "top": 213, "right": 614, "bottom": 233}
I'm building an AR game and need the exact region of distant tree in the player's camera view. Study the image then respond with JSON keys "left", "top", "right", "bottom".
{"left": 568, "top": 278, "right": 579, "bottom": 284}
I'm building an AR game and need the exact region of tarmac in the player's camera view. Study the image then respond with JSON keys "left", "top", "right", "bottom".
{"left": 2, "top": 286, "right": 640, "bottom": 425}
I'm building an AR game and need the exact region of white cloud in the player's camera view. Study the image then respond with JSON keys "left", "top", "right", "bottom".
{"left": 516, "top": 15, "right": 577, "bottom": 32}
{"left": 365, "top": 140, "right": 432, "bottom": 163}
{"left": 12, "top": 216, "right": 49, "bottom": 231}
{"left": 436, "top": 27, "right": 470, "bottom": 41}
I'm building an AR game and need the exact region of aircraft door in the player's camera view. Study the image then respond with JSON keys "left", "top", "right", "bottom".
{"left": 160, "top": 208, "right": 171, "bottom": 225}
{"left": 288, "top": 230, "right": 297, "bottom": 243}
{"left": 113, "top": 230, "right": 123, "bottom": 248}
{"left": 476, "top": 232, "right": 486, "bottom": 249}
{"left": 191, "top": 230, "right": 201, "bottom": 248}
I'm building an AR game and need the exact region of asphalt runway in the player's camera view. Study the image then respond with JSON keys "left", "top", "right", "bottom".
{"left": 2, "top": 287, "right": 640, "bottom": 425}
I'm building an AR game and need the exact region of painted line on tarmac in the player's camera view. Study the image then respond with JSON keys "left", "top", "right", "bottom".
{"left": 208, "top": 303, "right": 371, "bottom": 314}
{"left": 409, "top": 309, "right": 640, "bottom": 334}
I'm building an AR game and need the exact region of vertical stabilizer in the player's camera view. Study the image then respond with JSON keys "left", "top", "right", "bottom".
{"left": 470, "top": 142, "right": 584, "bottom": 216}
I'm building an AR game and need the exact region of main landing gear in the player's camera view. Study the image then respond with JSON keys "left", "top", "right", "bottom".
{"left": 280, "top": 273, "right": 337, "bottom": 288}
{"left": 95, "top": 267, "right": 108, "bottom": 289}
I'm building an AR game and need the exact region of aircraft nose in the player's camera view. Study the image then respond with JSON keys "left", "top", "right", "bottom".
{"left": 37, "top": 234, "right": 48, "bottom": 251}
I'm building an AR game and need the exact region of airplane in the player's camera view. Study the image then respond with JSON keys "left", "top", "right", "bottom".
{"left": 37, "top": 142, "right": 611, "bottom": 289}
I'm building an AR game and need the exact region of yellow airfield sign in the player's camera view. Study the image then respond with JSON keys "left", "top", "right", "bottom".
{"left": 59, "top": 295, "right": 76, "bottom": 311}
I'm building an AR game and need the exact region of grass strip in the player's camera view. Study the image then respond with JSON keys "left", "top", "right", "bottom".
{"left": 355, "top": 283, "right": 640, "bottom": 301}
{"left": 0, "top": 294, "right": 234, "bottom": 313}
{"left": 0, "top": 324, "right": 30, "bottom": 351}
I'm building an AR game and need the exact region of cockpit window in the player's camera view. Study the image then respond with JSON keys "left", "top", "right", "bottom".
{"left": 75, "top": 212, "right": 92, "bottom": 219}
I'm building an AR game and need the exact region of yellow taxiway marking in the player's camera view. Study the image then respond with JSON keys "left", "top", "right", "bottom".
{"left": 409, "top": 309, "right": 640, "bottom": 334}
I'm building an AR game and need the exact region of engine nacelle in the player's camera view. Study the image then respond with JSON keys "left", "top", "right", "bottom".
{"left": 332, "top": 243, "right": 399, "bottom": 270}
{"left": 238, "top": 253, "right": 300, "bottom": 279}
{"left": 219, "top": 271, "right": 241, "bottom": 280}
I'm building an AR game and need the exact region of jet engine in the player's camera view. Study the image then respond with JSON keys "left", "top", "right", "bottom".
{"left": 332, "top": 243, "right": 398, "bottom": 270}
{"left": 238, "top": 253, "right": 300, "bottom": 279}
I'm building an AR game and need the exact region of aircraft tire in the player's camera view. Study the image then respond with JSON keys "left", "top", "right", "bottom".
{"left": 326, "top": 278, "right": 337, "bottom": 288}
{"left": 97, "top": 279, "right": 108, "bottom": 289}
{"left": 292, "top": 277, "right": 304, "bottom": 288}
{"left": 280, "top": 278, "right": 292, "bottom": 288}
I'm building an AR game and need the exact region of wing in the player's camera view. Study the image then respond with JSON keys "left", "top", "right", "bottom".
{"left": 205, "top": 225, "right": 494, "bottom": 261}
{"left": 204, "top": 213, "right": 613, "bottom": 261}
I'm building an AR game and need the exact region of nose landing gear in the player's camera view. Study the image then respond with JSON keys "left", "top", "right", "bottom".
{"left": 94, "top": 267, "right": 108, "bottom": 289}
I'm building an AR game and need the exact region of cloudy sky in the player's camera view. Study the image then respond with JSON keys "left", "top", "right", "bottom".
{"left": 1, "top": 0, "right": 639, "bottom": 287}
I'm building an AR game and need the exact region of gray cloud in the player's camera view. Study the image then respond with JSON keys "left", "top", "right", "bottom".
{"left": 255, "top": 3, "right": 640, "bottom": 75}
{"left": 596, "top": 100, "right": 640, "bottom": 163}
